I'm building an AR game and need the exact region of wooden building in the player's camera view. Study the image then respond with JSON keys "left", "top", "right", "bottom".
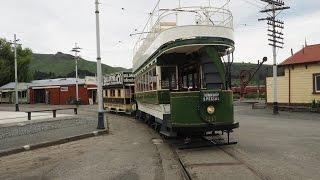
{"left": 267, "top": 44, "right": 320, "bottom": 106}
{"left": 0, "top": 82, "right": 30, "bottom": 104}
{"left": 29, "top": 77, "right": 97, "bottom": 105}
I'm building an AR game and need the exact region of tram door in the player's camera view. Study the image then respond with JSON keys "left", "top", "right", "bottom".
{"left": 179, "top": 63, "right": 199, "bottom": 91}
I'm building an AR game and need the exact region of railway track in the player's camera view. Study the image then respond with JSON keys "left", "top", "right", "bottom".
{"left": 129, "top": 114, "right": 267, "bottom": 180}
{"left": 164, "top": 137, "right": 269, "bottom": 180}
{"left": 169, "top": 142, "right": 193, "bottom": 180}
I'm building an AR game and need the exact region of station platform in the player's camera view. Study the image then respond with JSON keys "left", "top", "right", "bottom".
{"left": 0, "top": 111, "right": 72, "bottom": 125}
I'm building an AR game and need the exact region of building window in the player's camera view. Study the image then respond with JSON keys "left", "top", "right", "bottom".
{"left": 19, "top": 91, "right": 27, "bottom": 98}
{"left": 117, "top": 89, "right": 121, "bottom": 97}
{"left": 314, "top": 74, "right": 320, "bottom": 93}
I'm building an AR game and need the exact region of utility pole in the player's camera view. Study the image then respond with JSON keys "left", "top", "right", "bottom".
{"left": 175, "top": 0, "right": 181, "bottom": 25}
{"left": 259, "top": 0, "right": 290, "bottom": 115}
{"left": 12, "top": 34, "right": 20, "bottom": 112}
{"left": 95, "top": 0, "right": 105, "bottom": 129}
{"left": 71, "top": 43, "right": 81, "bottom": 104}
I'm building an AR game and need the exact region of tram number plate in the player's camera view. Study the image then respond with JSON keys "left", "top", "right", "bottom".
{"left": 203, "top": 93, "right": 220, "bottom": 102}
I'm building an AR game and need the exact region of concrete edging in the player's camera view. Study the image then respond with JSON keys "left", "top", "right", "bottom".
{"left": 0, "top": 129, "right": 108, "bottom": 158}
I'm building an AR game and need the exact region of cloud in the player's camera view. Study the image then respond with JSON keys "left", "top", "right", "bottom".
{"left": 233, "top": 6, "right": 320, "bottom": 65}
{"left": 0, "top": 0, "right": 319, "bottom": 68}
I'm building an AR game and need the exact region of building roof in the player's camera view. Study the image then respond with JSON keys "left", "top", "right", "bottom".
{"left": 30, "top": 78, "right": 86, "bottom": 87}
{"left": 280, "top": 44, "right": 320, "bottom": 66}
{"left": 0, "top": 82, "right": 30, "bottom": 91}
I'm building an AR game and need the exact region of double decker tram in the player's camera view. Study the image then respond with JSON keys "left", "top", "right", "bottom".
{"left": 103, "top": 72, "right": 135, "bottom": 115}
{"left": 132, "top": 2, "right": 239, "bottom": 142}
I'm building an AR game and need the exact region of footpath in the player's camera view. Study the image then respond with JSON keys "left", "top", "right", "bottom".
{"left": 0, "top": 105, "right": 108, "bottom": 157}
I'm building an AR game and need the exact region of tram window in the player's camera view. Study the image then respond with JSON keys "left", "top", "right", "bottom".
{"left": 135, "top": 79, "right": 138, "bottom": 92}
{"left": 151, "top": 68, "right": 157, "bottom": 90}
{"left": 161, "top": 66, "right": 177, "bottom": 90}
{"left": 138, "top": 77, "right": 141, "bottom": 92}
{"left": 194, "top": 73, "right": 198, "bottom": 88}
{"left": 110, "top": 89, "right": 116, "bottom": 97}
{"left": 144, "top": 73, "right": 147, "bottom": 91}
{"left": 188, "top": 74, "right": 193, "bottom": 89}
{"left": 147, "top": 71, "right": 151, "bottom": 91}
{"left": 183, "top": 76, "right": 188, "bottom": 88}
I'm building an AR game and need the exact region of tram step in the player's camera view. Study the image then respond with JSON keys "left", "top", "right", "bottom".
{"left": 160, "top": 130, "right": 177, "bottom": 138}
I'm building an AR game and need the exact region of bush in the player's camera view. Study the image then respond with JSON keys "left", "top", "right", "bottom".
{"left": 233, "top": 94, "right": 240, "bottom": 100}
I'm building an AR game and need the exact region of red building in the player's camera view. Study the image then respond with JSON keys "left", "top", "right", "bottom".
{"left": 232, "top": 86, "right": 266, "bottom": 94}
{"left": 29, "top": 77, "right": 97, "bottom": 105}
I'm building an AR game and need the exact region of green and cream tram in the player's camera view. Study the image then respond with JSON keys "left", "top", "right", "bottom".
{"left": 103, "top": 72, "right": 135, "bottom": 115}
{"left": 133, "top": 2, "right": 239, "bottom": 139}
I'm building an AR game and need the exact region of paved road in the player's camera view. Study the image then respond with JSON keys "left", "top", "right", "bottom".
{"left": 0, "top": 113, "right": 182, "bottom": 180}
{"left": 174, "top": 105, "right": 320, "bottom": 180}
{"left": 231, "top": 105, "right": 320, "bottom": 180}
{"left": 0, "top": 104, "right": 319, "bottom": 180}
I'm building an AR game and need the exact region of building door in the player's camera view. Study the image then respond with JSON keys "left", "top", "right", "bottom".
{"left": 92, "top": 90, "right": 97, "bottom": 103}
{"left": 34, "top": 89, "right": 46, "bottom": 103}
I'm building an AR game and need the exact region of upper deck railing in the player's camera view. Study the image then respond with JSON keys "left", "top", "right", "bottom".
{"left": 133, "top": 4, "right": 234, "bottom": 58}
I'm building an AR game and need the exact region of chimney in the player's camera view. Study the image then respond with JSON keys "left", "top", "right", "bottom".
{"left": 305, "top": 37, "right": 308, "bottom": 47}
{"left": 291, "top": 48, "right": 293, "bottom": 56}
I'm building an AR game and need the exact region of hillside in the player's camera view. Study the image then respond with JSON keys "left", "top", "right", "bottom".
{"left": 30, "top": 52, "right": 129, "bottom": 79}
{"left": 29, "top": 52, "right": 280, "bottom": 85}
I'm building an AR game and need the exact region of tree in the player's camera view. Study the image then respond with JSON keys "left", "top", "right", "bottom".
{"left": 0, "top": 38, "right": 33, "bottom": 86}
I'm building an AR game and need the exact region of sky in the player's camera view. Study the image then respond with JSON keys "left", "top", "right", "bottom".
{"left": 1, "top": 0, "right": 320, "bottom": 69}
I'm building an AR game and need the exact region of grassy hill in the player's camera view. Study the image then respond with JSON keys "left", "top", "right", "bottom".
{"left": 30, "top": 52, "right": 129, "bottom": 78}
{"left": 29, "top": 52, "right": 280, "bottom": 85}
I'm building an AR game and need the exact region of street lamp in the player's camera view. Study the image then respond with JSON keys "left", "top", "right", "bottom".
{"left": 71, "top": 43, "right": 81, "bottom": 104}
{"left": 95, "top": 0, "right": 105, "bottom": 129}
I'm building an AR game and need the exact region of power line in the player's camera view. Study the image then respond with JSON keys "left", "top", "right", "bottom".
{"left": 238, "top": 0, "right": 264, "bottom": 8}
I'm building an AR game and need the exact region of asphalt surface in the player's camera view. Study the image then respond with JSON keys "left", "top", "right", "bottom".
{"left": 0, "top": 110, "right": 182, "bottom": 180}
{"left": 0, "top": 105, "right": 99, "bottom": 153}
{"left": 0, "top": 121, "right": 97, "bottom": 152}
{"left": 0, "top": 104, "right": 319, "bottom": 180}
{"left": 171, "top": 104, "right": 320, "bottom": 180}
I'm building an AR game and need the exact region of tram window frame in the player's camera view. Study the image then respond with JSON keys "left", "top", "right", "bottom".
{"left": 110, "top": 89, "right": 116, "bottom": 97}
{"left": 138, "top": 76, "right": 141, "bottom": 92}
{"left": 144, "top": 73, "right": 147, "bottom": 91}
{"left": 135, "top": 66, "right": 158, "bottom": 92}
{"left": 179, "top": 63, "right": 200, "bottom": 91}
{"left": 161, "top": 66, "right": 178, "bottom": 90}
{"left": 147, "top": 71, "right": 150, "bottom": 91}
{"left": 151, "top": 67, "right": 157, "bottom": 90}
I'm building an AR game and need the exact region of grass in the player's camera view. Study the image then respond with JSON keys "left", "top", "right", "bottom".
{"left": 30, "top": 52, "right": 128, "bottom": 76}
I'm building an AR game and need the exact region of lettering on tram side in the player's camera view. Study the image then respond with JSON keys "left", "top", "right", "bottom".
{"left": 203, "top": 93, "right": 220, "bottom": 102}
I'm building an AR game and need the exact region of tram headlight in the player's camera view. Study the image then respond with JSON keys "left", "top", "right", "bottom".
{"left": 207, "top": 106, "right": 215, "bottom": 115}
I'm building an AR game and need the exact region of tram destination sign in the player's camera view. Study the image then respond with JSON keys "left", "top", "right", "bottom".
{"left": 104, "top": 72, "right": 134, "bottom": 86}
{"left": 202, "top": 92, "right": 220, "bottom": 103}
